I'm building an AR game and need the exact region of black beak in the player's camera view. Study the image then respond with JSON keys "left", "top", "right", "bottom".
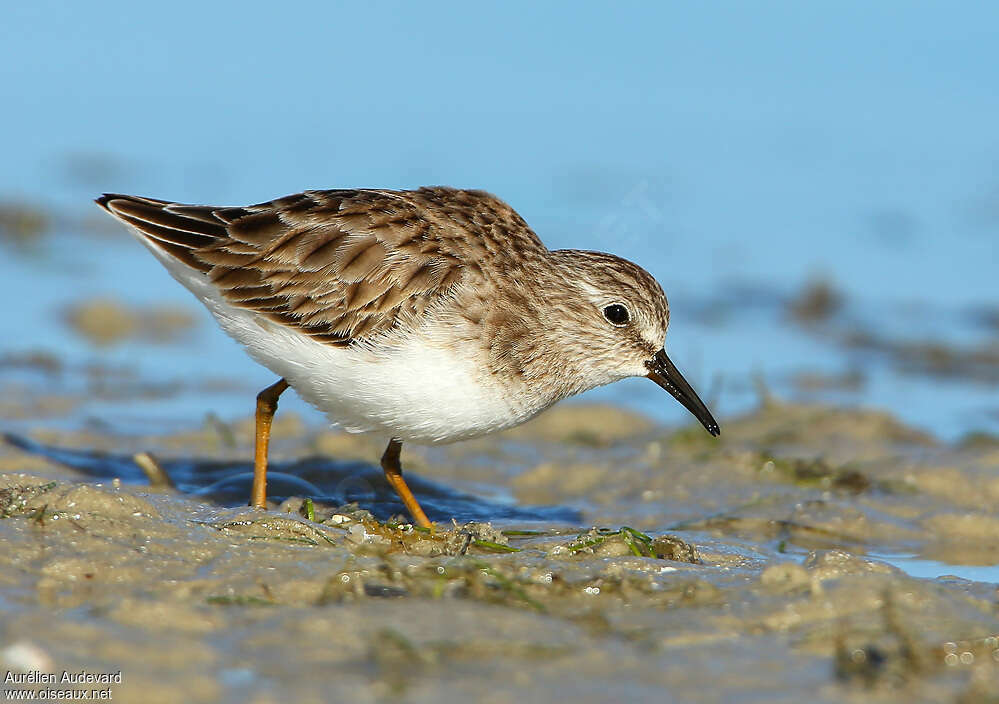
{"left": 645, "top": 350, "right": 720, "bottom": 437}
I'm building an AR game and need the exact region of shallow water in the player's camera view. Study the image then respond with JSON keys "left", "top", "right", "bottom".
{"left": 873, "top": 555, "right": 999, "bottom": 584}
{"left": 3, "top": 4, "right": 999, "bottom": 442}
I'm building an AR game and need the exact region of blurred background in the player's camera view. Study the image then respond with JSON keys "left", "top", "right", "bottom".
{"left": 2, "top": 1, "right": 997, "bottom": 440}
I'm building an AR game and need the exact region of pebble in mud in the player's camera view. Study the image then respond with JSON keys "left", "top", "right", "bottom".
{"left": 0, "top": 641, "right": 54, "bottom": 672}
{"left": 804, "top": 550, "right": 902, "bottom": 581}
{"left": 760, "top": 563, "right": 811, "bottom": 592}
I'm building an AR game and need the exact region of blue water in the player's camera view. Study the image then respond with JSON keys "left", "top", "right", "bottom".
{"left": 2, "top": 2, "right": 997, "bottom": 439}
{"left": 875, "top": 555, "right": 999, "bottom": 585}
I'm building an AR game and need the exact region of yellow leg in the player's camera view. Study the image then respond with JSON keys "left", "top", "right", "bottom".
{"left": 251, "top": 378, "right": 289, "bottom": 508}
{"left": 380, "top": 438, "right": 431, "bottom": 528}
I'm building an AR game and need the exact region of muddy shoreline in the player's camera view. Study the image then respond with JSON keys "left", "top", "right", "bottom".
{"left": 1, "top": 401, "right": 997, "bottom": 703}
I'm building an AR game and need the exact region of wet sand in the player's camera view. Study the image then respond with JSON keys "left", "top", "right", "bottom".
{"left": 1, "top": 401, "right": 997, "bottom": 703}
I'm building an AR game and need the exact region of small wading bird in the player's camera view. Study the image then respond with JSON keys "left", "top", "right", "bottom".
{"left": 97, "top": 187, "right": 719, "bottom": 527}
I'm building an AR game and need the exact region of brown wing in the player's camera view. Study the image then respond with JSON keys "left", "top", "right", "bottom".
{"left": 96, "top": 187, "right": 546, "bottom": 346}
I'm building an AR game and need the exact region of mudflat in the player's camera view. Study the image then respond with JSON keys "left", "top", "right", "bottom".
{"left": 1, "top": 400, "right": 997, "bottom": 703}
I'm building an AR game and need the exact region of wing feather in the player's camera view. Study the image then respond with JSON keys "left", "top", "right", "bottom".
{"left": 96, "top": 187, "right": 547, "bottom": 346}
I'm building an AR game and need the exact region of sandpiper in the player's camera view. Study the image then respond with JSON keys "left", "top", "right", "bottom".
{"left": 97, "top": 187, "right": 719, "bottom": 526}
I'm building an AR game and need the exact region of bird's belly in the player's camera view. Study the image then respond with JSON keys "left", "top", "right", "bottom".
{"left": 263, "top": 328, "right": 535, "bottom": 444}
{"left": 208, "top": 299, "right": 533, "bottom": 444}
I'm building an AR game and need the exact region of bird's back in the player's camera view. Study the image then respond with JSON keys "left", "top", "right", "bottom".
{"left": 97, "top": 187, "right": 547, "bottom": 346}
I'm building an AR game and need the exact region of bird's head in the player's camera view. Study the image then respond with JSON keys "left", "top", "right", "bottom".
{"left": 546, "top": 249, "right": 720, "bottom": 437}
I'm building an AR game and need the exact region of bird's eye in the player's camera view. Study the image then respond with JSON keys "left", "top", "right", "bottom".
{"left": 602, "top": 303, "right": 630, "bottom": 326}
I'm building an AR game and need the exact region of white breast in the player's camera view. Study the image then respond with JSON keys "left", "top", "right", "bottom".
{"left": 143, "top": 241, "right": 538, "bottom": 444}
{"left": 233, "top": 314, "right": 536, "bottom": 443}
